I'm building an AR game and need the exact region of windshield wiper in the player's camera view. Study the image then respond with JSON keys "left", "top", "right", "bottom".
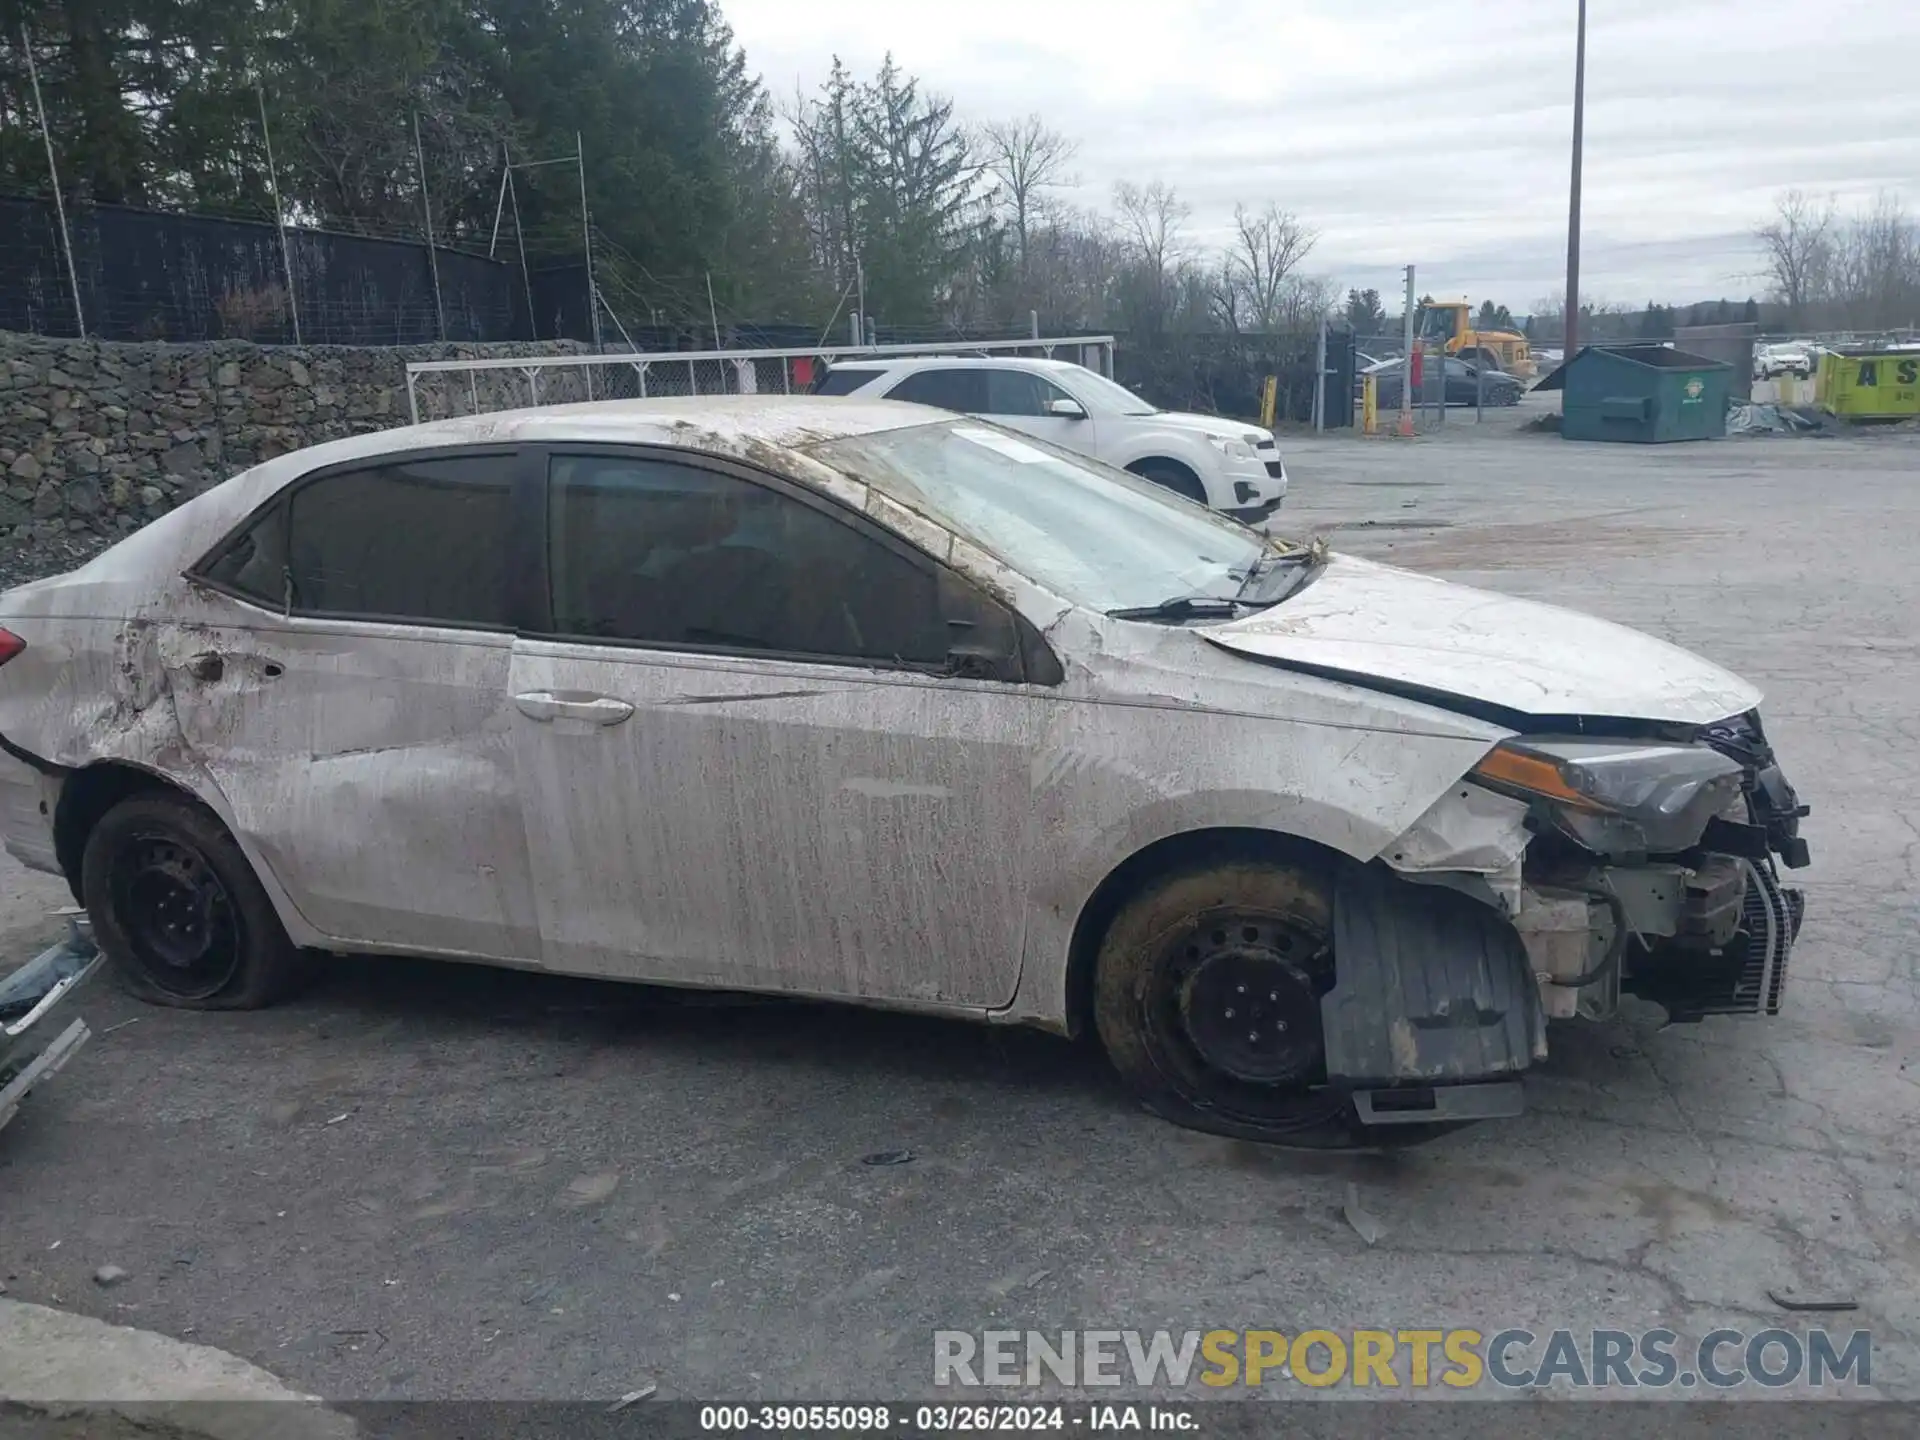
{"left": 1106, "top": 595, "right": 1245, "bottom": 622}
{"left": 1112, "top": 539, "right": 1331, "bottom": 624}
{"left": 1235, "top": 536, "right": 1330, "bottom": 603}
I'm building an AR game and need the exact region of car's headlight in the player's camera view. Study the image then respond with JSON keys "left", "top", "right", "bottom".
{"left": 1470, "top": 738, "right": 1744, "bottom": 854}
{"left": 1205, "top": 434, "right": 1255, "bottom": 459}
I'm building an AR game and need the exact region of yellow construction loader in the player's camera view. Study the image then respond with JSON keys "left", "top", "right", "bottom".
{"left": 1417, "top": 299, "right": 1536, "bottom": 380}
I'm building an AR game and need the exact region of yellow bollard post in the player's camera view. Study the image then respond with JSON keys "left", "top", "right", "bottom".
{"left": 1363, "top": 374, "right": 1378, "bottom": 435}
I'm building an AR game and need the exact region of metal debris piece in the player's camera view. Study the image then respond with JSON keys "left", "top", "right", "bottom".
{"left": 1767, "top": 1289, "right": 1858, "bottom": 1313}
{"left": 100, "top": 1017, "right": 142, "bottom": 1037}
{"left": 608, "top": 1384, "right": 657, "bottom": 1412}
{"left": 325, "top": 1112, "right": 352, "bottom": 1126}
{"left": 2, "top": 918, "right": 104, "bottom": 1134}
{"left": 861, "top": 1149, "right": 915, "bottom": 1167}
{"left": 93, "top": 1265, "right": 130, "bottom": 1288}
{"left": 1343, "top": 1183, "right": 1386, "bottom": 1246}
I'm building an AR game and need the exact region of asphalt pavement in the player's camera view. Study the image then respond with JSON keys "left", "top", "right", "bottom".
{"left": 1, "top": 395, "right": 1915, "bottom": 1407}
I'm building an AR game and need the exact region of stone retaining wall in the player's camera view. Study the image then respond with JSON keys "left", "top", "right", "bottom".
{"left": 0, "top": 333, "right": 590, "bottom": 584}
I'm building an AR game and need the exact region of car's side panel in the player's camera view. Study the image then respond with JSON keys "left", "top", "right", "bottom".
{"left": 994, "top": 614, "right": 1511, "bottom": 1031}
{"left": 0, "top": 588, "right": 339, "bottom": 951}
{"left": 988, "top": 411, "right": 1096, "bottom": 453}
{"left": 1092, "top": 428, "right": 1234, "bottom": 508}
{"left": 159, "top": 608, "right": 542, "bottom": 961}
{"left": 510, "top": 642, "right": 1049, "bottom": 1006}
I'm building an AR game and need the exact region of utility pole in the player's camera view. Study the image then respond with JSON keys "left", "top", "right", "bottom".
{"left": 1564, "top": 0, "right": 1588, "bottom": 361}
{"left": 257, "top": 86, "right": 301, "bottom": 345}
{"left": 1399, "top": 264, "right": 1416, "bottom": 437}
{"left": 577, "top": 133, "right": 601, "bottom": 353}
{"left": 22, "top": 24, "right": 84, "bottom": 338}
{"left": 413, "top": 112, "right": 445, "bottom": 341}
{"left": 855, "top": 256, "right": 866, "bottom": 348}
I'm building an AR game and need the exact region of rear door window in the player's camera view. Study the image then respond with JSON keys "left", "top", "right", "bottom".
{"left": 885, "top": 368, "right": 989, "bottom": 413}
{"left": 283, "top": 453, "right": 516, "bottom": 626}
{"left": 813, "top": 367, "right": 883, "bottom": 396}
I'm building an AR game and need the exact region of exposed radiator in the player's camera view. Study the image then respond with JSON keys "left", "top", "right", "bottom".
{"left": 1624, "top": 859, "right": 1795, "bottom": 1021}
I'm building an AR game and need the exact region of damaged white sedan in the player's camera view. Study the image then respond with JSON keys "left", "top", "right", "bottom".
{"left": 0, "top": 398, "right": 1808, "bottom": 1145}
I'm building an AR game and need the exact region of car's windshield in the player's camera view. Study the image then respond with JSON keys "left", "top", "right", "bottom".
{"left": 805, "top": 420, "right": 1270, "bottom": 613}
{"left": 1061, "top": 368, "right": 1158, "bottom": 416}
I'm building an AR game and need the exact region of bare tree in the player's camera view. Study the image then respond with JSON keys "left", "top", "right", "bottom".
{"left": 980, "top": 115, "right": 1077, "bottom": 273}
{"left": 1203, "top": 255, "right": 1244, "bottom": 334}
{"left": 1827, "top": 191, "right": 1918, "bottom": 331}
{"left": 1112, "top": 179, "right": 1189, "bottom": 275}
{"left": 1022, "top": 203, "right": 1124, "bottom": 328}
{"left": 1111, "top": 179, "right": 1190, "bottom": 334}
{"left": 1223, "top": 201, "right": 1316, "bottom": 331}
{"left": 1756, "top": 189, "right": 1835, "bottom": 329}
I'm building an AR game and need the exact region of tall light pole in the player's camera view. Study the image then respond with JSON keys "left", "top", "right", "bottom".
{"left": 1564, "top": 0, "right": 1587, "bottom": 359}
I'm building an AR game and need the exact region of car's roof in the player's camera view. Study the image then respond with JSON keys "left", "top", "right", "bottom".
{"left": 234, "top": 395, "right": 940, "bottom": 489}
{"left": 64, "top": 396, "right": 956, "bottom": 588}
{"left": 420, "top": 394, "right": 935, "bottom": 447}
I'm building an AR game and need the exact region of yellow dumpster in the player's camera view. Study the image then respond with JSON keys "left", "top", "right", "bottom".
{"left": 1816, "top": 350, "right": 1920, "bottom": 420}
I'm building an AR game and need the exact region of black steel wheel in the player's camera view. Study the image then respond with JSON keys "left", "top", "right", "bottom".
{"left": 107, "top": 831, "right": 242, "bottom": 999}
{"left": 1093, "top": 856, "right": 1462, "bottom": 1149}
{"left": 82, "top": 791, "right": 312, "bottom": 1010}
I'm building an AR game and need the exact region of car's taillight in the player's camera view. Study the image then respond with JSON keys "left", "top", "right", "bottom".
{"left": 0, "top": 627, "right": 24, "bottom": 667}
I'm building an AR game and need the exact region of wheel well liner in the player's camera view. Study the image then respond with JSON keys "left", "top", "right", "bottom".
{"left": 53, "top": 762, "right": 179, "bottom": 899}
{"left": 1125, "top": 455, "right": 1202, "bottom": 486}
{"left": 1062, "top": 827, "right": 1347, "bottom": 1039}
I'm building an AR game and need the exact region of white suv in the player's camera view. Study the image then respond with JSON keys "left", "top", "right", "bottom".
{"left": 1754, "top": 344, "right": 1812, "bottom": 380}
{"left": 814, "top": 356, "right": 1287, "bottom": 517}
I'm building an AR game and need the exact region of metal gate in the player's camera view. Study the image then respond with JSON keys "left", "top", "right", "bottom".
{"left": 403, "top": 335, "right": 1119, "bottom": 425}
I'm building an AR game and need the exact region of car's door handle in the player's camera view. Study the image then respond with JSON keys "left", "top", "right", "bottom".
{"left": 513, "top": 691, "right": 635, "bottom": 726}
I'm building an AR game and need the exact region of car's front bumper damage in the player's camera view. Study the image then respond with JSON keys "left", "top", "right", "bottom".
{"left": 0, "top": 917, "right": 103, "bottom": 1136}
{"left": 1339, "top": 710, "right": 1809, "bottom": 1128}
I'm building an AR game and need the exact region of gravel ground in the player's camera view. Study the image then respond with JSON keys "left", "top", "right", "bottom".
{"left": 1, "top": 396, "right": 1916, "bottom": 1410}
{"left": 0, "top": 533, "right": 113, "bottom": 595}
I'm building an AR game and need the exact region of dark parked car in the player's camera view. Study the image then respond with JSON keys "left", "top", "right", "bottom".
{"left": 1365, "top": 356, "right": 1524, "bottom": 408}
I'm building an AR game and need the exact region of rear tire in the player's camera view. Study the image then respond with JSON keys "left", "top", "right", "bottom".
{"left": 81, "top": 793, "right": 312, "bottom": 1010}
{"left": 1127, "top": 459, "right": 1209, "bottom": 507}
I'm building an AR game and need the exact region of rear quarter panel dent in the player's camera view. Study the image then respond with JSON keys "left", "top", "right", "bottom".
{"left": 0, "top": 585, "right": 331, "bottom": 947}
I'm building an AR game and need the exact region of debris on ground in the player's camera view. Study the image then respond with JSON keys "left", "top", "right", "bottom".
{"left": 608, "top": 1383, "right": 657, "bottom": 1412}
{"left": 1728, "top": 402, "right": 1829, "bottom": 436}
{"left": 861, "top": 1149, "right": 915, "bottom": 1166}
{"left": 1, "top": 920, "right": 104, "bottom": 1136}
{"left": 1766, "top": 1288, "right": 1859, "bottom": 1312}
{"left": 93, "top": 1265, "right": 130, "bottom": 1288}
{"left": 1343, "top": 1183, "right": 1386, "bottom": 1246}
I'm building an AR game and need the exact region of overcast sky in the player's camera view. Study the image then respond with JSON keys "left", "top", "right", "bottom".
{"left": 724, "top": 0, "right": 1920, "bottom": 312}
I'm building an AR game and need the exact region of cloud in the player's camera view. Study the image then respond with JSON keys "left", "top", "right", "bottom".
{"left": 723, "top": 0, "right": 1920, "bottom": 302}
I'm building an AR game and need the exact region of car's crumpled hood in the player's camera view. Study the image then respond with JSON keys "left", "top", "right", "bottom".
{"left": 1199, "top": 553, "right": 1761, "bottom": 726}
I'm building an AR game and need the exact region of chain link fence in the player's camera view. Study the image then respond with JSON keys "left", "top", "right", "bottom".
{"left": 0, "top": 192, "right": 565, "bottom": 345}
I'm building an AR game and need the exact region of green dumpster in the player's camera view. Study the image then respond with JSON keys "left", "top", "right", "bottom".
{"left": 1534, "top": 344, "right": 1732, "bottom": 443}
